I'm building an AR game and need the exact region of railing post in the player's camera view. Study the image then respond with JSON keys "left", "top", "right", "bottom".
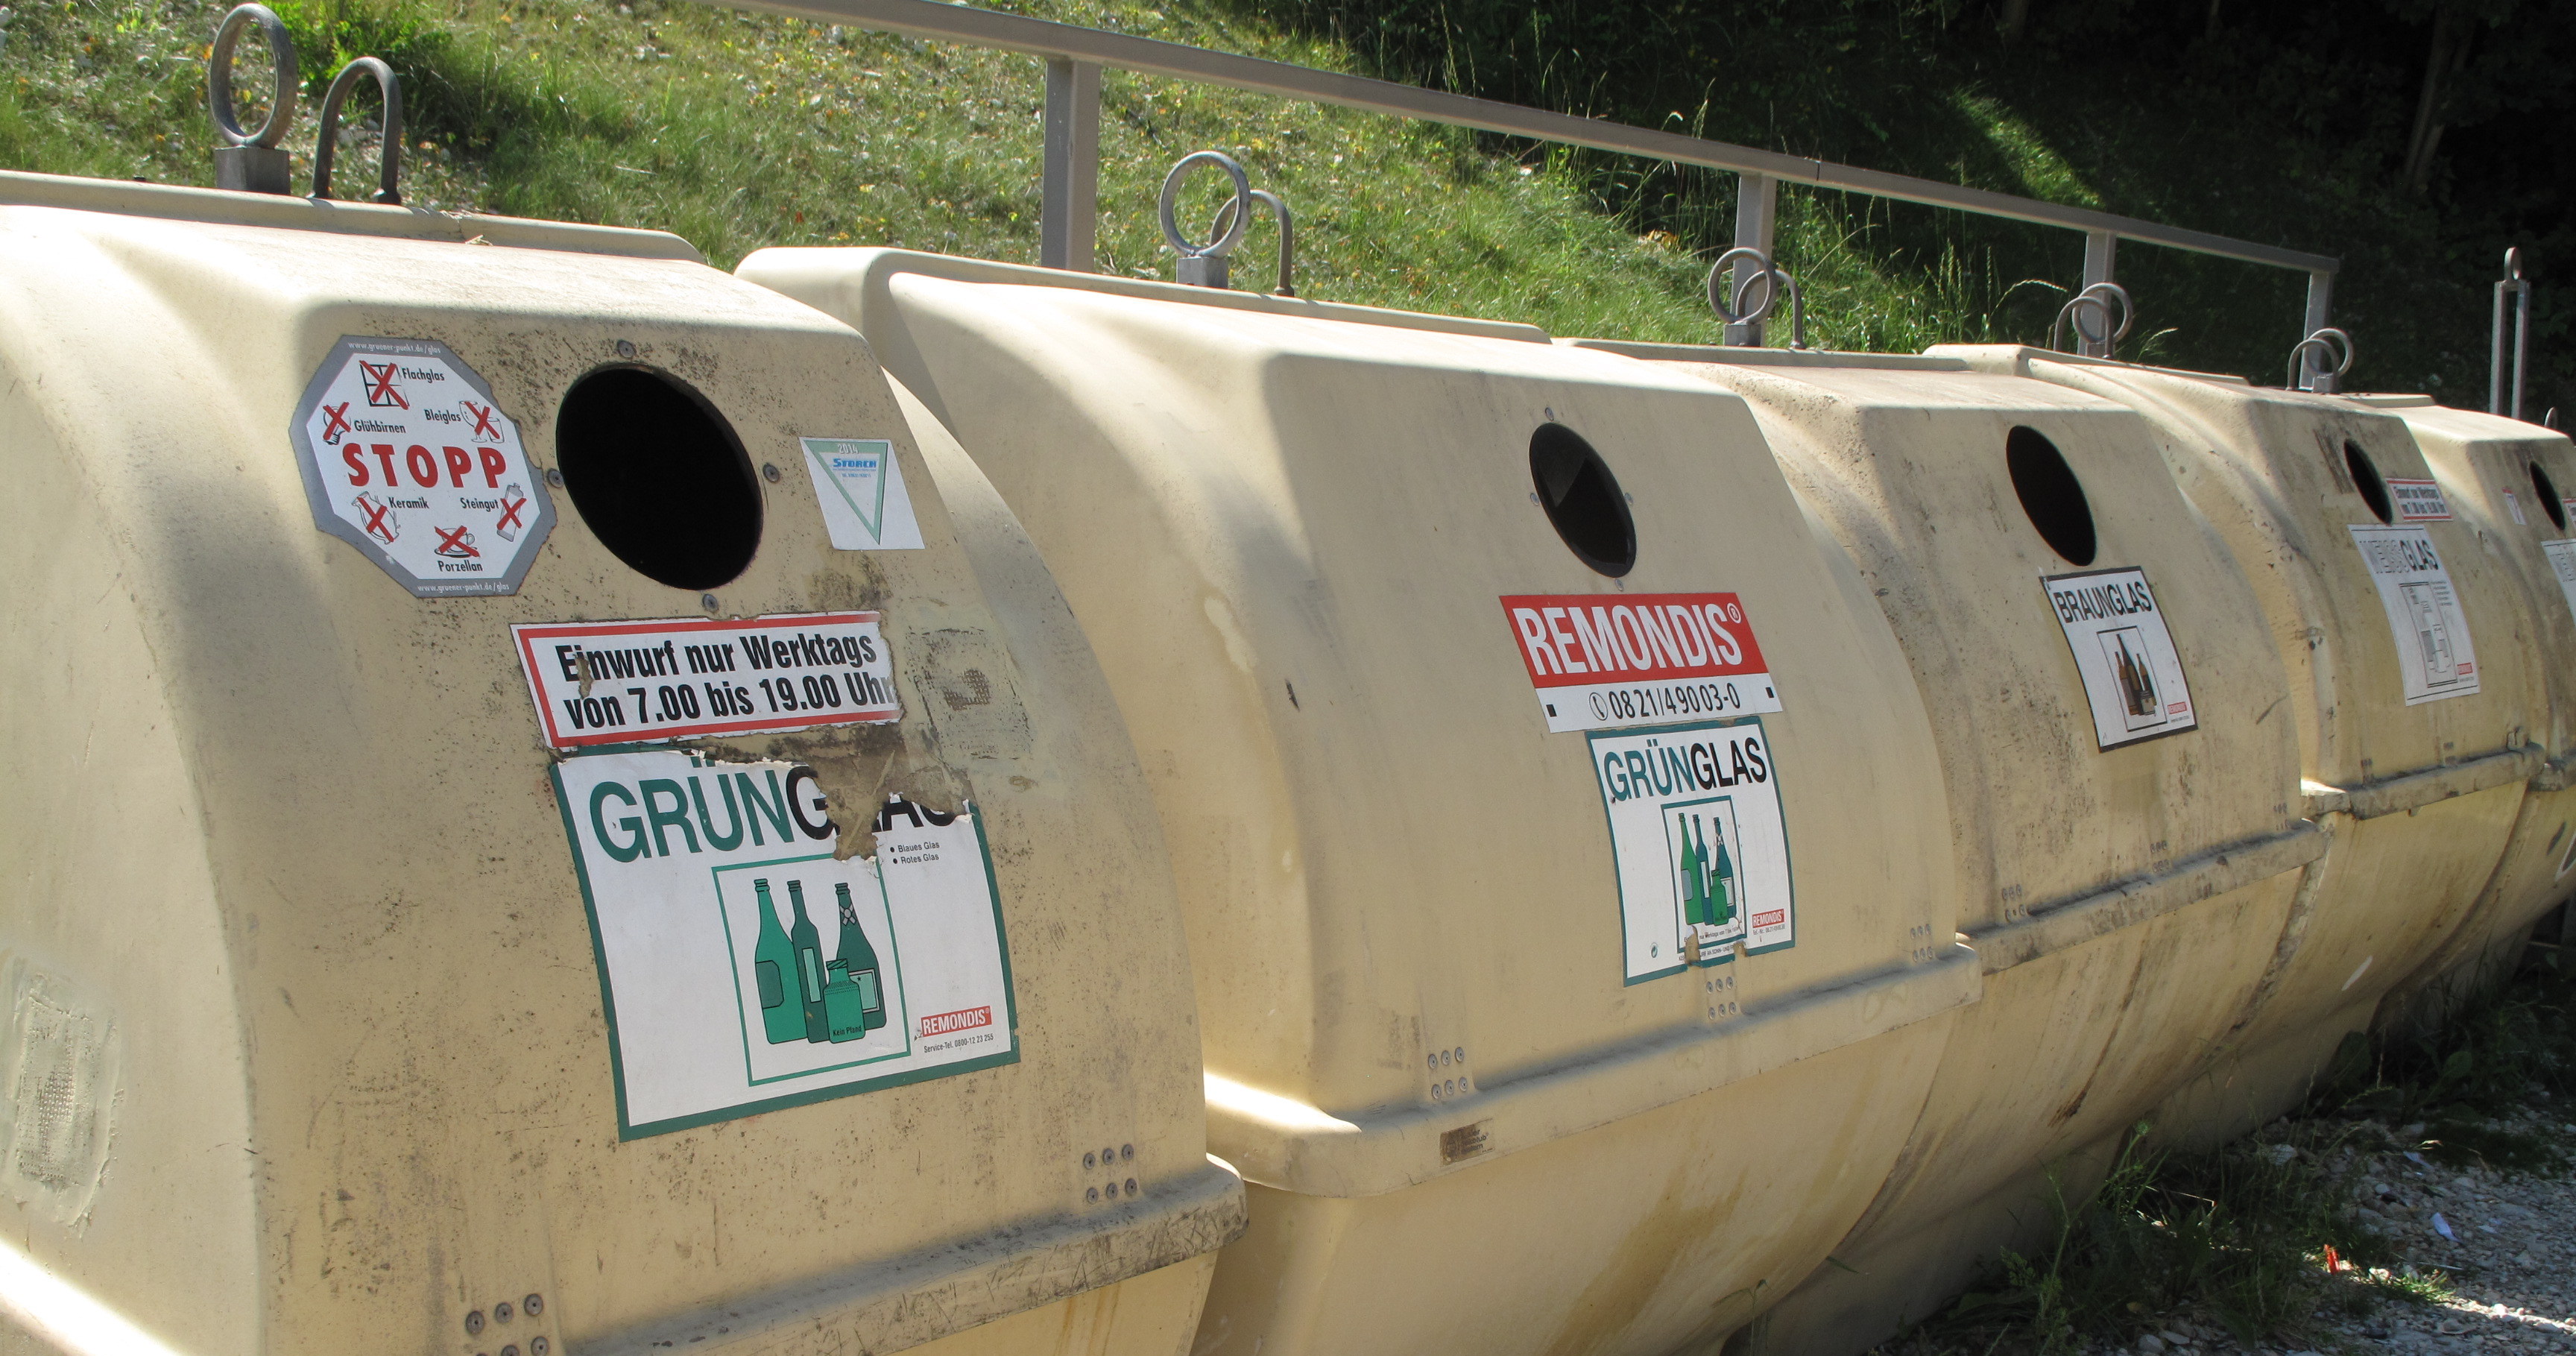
{"left": 2302, "top": 269, "right": 2334, "bottom": 391}
{"left": 2080, "top": 230, "right": 2117, "bottom": 357}
{"left": 1040, "top": 57, "right": 1100, "bottom": 272}
{"left": 1727, "top": 172, "right": 1778, "bottom": 347}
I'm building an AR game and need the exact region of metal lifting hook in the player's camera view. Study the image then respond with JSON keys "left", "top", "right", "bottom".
{"left": 2285, "top": 327, "right": 2354, "bottom": 394}
{"left": 1158, "top": 151, "right": 1252, "bottom": 290}
{"left": 2048, "top": 283, "right": 2133, "bottom": 359}
{"left": 1210, "top": 189, "right": 1296, "bottom": 297}
{"left": 1705, "top": 247, "right": 1805, "bottom": 349}
{"left": 312, "top": 57, "right": 405, "bottom": 205}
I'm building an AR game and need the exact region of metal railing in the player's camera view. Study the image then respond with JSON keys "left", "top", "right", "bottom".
{"left": 711, "top": 0, "right": 2340, "bottom": 355}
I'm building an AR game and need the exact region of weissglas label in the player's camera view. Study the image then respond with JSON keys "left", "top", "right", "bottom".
{"left": 2348, "top": 523, "right": 2481, "bottom": 705}
{"left": 552, "top": 749, "right": 1014, "bottom": 1138}
{"left": 1500, "top": 592, "right": 1781, "bottom": 734}
{"left": 1588, "top": 718, "right": 1794, "bottom": 985}
{"left": 514, "top": 613, "right": 900, "bottom": 749}
{"left": 2042, "top": 567, "right": 2200, "bottom": 751}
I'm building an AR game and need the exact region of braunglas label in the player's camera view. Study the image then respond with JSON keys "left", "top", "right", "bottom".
{"left": 552, "top": 749, "right": 1014, "bottom": 1137}
{"left": 2348, "top": 524, "right": 2481, "bottom": 704}
{"left": 515, "top": 614, "right": 900, "bottom": 749}
{"left": 290, "top": 336, "right": 554, "bottom": 596}
{"left": 2041, "top": 567, "right": 2200, "bottom": 751}
{"left": 1588, "top": 718, "right": 1795, "bottom": 984}
{"left": 1501, "top": 593, "right": 1781, "bottom": 733}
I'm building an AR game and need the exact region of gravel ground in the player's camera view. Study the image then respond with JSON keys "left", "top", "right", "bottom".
{"left": 2082, "top": 1109, "right": 2576, "bottom": 1356}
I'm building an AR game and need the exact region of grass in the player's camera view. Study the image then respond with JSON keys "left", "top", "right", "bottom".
{"left": 0, "top": 0, "right": 2174, "bottom": 357}
{"left": 1893, "top": 943, "right": 2576, "bottom": 1356}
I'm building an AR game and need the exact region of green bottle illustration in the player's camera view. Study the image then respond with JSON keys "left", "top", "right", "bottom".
{"left": 1676, "top": 816, "right": 1707, "bottom": 932}
{"left": 787, "top": 880, "right": 830, "bottom": 1043}
{"left": 752, "top": 879, "right": 803, "bottom": 1045}
{"left": 1706, "top": 816, "right": 1737, "bottom": 928}
{"left": 830, "top": 881, "right": 888, "bottom": 1035}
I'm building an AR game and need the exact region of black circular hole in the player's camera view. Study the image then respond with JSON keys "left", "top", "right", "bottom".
{"left": 557, "top": 367, "right": 762, "bottom": 590}
{"left": 1529, "top": 423, "right": 1635, "bottom": 578}
{"left": 2344, "top": 440, "right": 2393, "bottom": 524}
{"left": 2005, "top": 426, "right": 2096, "bottom": 566}
{"left": 2533, "top": 462, "right": 2566, "bottom": 530}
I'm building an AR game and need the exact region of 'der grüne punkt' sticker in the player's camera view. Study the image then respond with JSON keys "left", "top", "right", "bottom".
{"left": 552, "top": 749, "right": 1016, "bottom": 1138}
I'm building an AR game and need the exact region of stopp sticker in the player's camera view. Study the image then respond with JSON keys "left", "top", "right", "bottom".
{"left": 289, "top": 336, "right": 554, "bottom": 596}
{"left": 1588, "top": 719, "right": 1794, "bottom": 984}
{"left": 514, "top": 613, "right": 900, "bottom": 749}
{"left": 552, "top": 749, "right": 1017, "bottom": 1137}
{"left": 1500, "top": 593, "right": 1781, "bottom": 733}
{"left": 2042, "top": 567, "right": 2199, "bottom": 751}
{"left": 2348, "top": 524, "right": 2481, "bottom": 704}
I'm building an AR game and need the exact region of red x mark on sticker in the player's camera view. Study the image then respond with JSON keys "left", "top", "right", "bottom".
{"left": 434, "top": 524, "right": 480, "bottom": 558}
{"left": 464, "top": 402, "right": 501, "bottom": 440}
{"left": 357, "top": 496, "right": 397, "bottom": 543}
{"left": 320, "top": 402, "right": 353, "bottom": 444}
{"left": 359, "top": 361, "right": 409, "bottom": 409}
{"left": 496, "top": 496, "right": 528, "bottom": 534}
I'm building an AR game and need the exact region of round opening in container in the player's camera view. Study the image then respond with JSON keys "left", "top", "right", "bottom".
{"left": 2344, "top": 440, "right": 2393, "bottom": 524}
{"left": 557, "top": 367, "right": 763, "bottom": 590}
{"left": 2005, "top": 426, "right": 2096, "bottom": 566}
{"left": 2533, "top": 462, "right": 2566, "bottom": 530}
{"left": 1530, "top": 423, "right": 1635, "bottom": 577}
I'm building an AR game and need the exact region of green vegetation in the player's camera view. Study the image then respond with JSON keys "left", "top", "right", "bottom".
{"left": 1897, "top": 950, "right": 2576, "bottom": 1355}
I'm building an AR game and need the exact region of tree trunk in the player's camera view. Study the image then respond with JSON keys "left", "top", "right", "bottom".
{"left": 2205, "top": 0, "right": 2223, "bottom": 41}
{"left": 2402, "top": 4, "right": 2460, "bottom": 193}
{"left": 2000, "top": 0, "right": 2033, "bottom": 44}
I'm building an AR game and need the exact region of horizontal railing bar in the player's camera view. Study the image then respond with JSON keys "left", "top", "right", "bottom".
{"left": 728, "top": 0, "right": 2338, "bottom": 276}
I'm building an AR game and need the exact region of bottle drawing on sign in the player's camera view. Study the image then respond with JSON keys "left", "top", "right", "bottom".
{"left": 1676, "top": 814, "right": 1708, "bottom": 960}
{"left": 787, "top": 880, "right": 831, "bottom": 1043}
{"left": 1705, "top": 816, "right": 1737, "bottom": 930}
{"left": 823, "top": 881, "right": 888, "bottom": 1042}
{"left": 752, "top": 879, "right": 803, "bottom": 1044}
{"left": 2116, "top": 633, "right": 2158, "bottom": 717}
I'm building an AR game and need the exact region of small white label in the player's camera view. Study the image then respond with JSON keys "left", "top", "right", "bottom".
{"left": 804, "top": 438, "right": 924, "bottom": 550}
{"left": 2041, "top": 567, "right": 2199, "bottom": 751}
{"left": 1588, "top": 719, "right": 1794, "bottom": 984}
{"left": 2504, "top": 490, "right": 2529, "bottom": 526}
{"left": 2385, "top": 478, "right": 2452, "bottom": 521}
{"left": 514, "top": 614, "right": 900, "bottom": 749}
{"left": 2542, "top": 539, "right": 2576, "bottom": 628}
{"left": 553, "top": 750, "right": 1015, "bottom": 1138}
{"left": 2348, "top": 524, "right": 2481, "bottom": 704}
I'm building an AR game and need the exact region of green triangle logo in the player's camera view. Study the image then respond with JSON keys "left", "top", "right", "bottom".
{"left": 804, "top": 438, "right": 893, "bottom": 540}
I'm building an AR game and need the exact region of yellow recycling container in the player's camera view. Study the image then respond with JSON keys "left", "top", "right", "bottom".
{"left": 1574, "top": 341, "right": 2315, "bottom": 1351}
{"left": 2358, "top": 397, "right": 2576, "bottom": 1017}
{"left": 737, "top": 247, "right": 1980, "bottom": 1356}
{"left": 0, "top": 171, "right": 1240, "bottom": 1355}
{"left": 1942, "top": 347, "right": 2546, "bottom": 1132}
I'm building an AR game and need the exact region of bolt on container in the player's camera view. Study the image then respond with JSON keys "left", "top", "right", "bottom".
{"left": 737, "top": 247, "right": 1978, "bottom": 1356}
{"left": 1939, "top": 347, "right": 2546, "bottom": 1135}
{"left": 1572, "top": 341, "right": 2313, "bottom": 1352}
{"left": 0, "top": 170, "right": 1240, "bottom": 1355}
{"left": 2350, "top": 396, "right": 2576, "bottom": 1022}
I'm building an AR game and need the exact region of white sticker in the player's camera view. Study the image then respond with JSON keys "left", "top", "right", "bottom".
{"left": 2541, "top": 539, "right": 2576, "bottom": 628}
{"left": 514, "top": 613, "right": 900, "bottom": 750}
{"left": 2505, "top": 490, "right": 2529, "bottom": 526}
{"left": 1588, "top": 719, "right": 1794, "bottom": 985}
{"left": 2041, "top": 568, "right": 2200, "bottom": 751}
{"left": 2348, "top": 524, "right": 2481, "bottom": 704}
{"left": 2385, "top": 478, "right": 2452, "bottom": 521}
{"left": 289, "top": 336, "right": 555, "bottom": 596}
{"left": 552, "top": 749, "right": 1015, "bottom": 1138}
{"left": 804, "top": 438, "right": 925, "bottom": 550}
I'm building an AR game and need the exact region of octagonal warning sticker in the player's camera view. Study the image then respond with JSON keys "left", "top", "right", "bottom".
{"left": 289, "top": 336, "right": 555, "bottom": 596}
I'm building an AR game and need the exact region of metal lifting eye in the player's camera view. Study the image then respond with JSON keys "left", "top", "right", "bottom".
{"left": 312, "top": 57, "right": 405, "bottom": 205}
{"left": 1208, "top": 189, "right": 1296, "bottom": 297}
{"left": 1159, "top": 151, "right": 1253, "bottom": 289}
{"left": 2286, "top": 327, "right": 2355, "bottom": 394}
{"left": 1705, "top": 247, "right": 1805, "bottom": 349}
{"left": 2048, "top": 282, "right": 2133, "bottom": 359}
{"left": 207, "top": 3, "right": 299, "bottom": 194}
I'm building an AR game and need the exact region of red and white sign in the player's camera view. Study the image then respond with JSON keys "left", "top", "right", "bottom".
{"left": 1500, "top": 592, "right": 1781, "bottom": 733}
{"left": 918, "top": 1006, "right": 993, "bottom": 1038}
{"left": 2384, "top": 479, "right": 2451, "bottom": 522}
{"left": 290, "top": 336, "right": 555, "bottom": 596}
{"left": 514, "top": 613, "right": 900, "bottom": 749}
